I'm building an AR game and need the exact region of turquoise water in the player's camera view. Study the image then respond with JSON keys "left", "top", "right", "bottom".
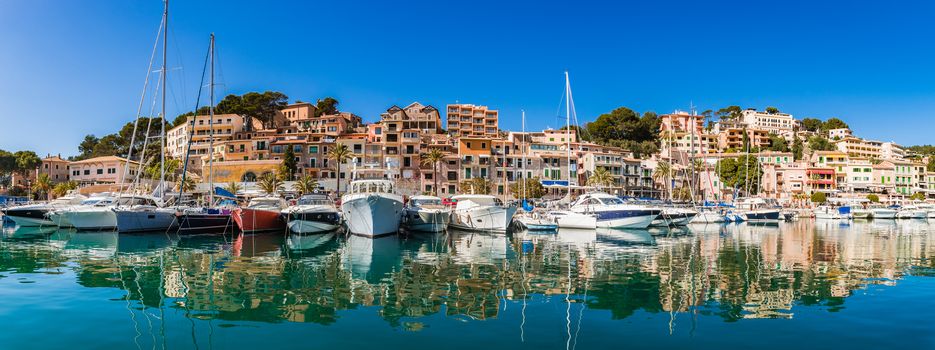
{"left": 0, "top": 220, "right": 933, "bottom": 349}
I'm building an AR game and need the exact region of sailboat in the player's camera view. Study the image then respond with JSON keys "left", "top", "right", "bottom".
{"left": 114, "top": 0, "right": 181, "bottom": 233}
{"left": 175, "top": 34, "right": 236, "bottom": 234}
{"left": 514, "top": 110, "right": 559, "bottom": 231}
{"left": 546, "top": 72, "right": 598, "bottom": 229}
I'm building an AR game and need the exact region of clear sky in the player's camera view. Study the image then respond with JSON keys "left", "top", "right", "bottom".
{"left": 2, "top": 0, "right": 935, "bottom": 157}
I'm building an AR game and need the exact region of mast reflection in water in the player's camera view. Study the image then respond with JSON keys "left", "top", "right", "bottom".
{"left": 1, "top": 221, "right": 934, "bottom": 349}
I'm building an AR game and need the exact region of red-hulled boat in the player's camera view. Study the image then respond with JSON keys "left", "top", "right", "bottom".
{"left": 233, "top": 197, "right": 287, "bottom": 233}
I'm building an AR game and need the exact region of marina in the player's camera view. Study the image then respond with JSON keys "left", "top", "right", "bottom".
{"left": 0, "top": 219, "right": 933, "bottom": 349}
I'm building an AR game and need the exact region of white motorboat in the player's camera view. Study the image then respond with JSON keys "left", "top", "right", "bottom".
{"left": 896, "top": 205, "right": 927, "bottom": 219}
{"left": 1, "top": 193, "right": 87, "bottom": 227}
{"left": 546, "top": 210, "right": 596, "bottom": 229}
{"left": 449, "top": 194, "right": 517, "bottom": 232}
{"left": 60, "top": 196, "right": 123, "bottom": 231}
{"left": 813, "top": 206, "right": 852, "bottom": 220}
{"left": 870, "top": 206, "right": 898, "bottom": 219}
{"left": 281, "top": 194, "right": 342, "bottom": 234}
{"left": 691, "top": 207, "right": 726, "bottom": 223}
{"left": 651, "top": 207, "right": 698, "bottom": 227}
{"left": 514, "top": 211, "right": 559, "bottom": 231}
{"left": 402, "top": 195, "right": 451, "bottom": 232}
{"left": 568, "top": 192, "right": 660, "bottom": 229}
{"left": 735, "top": 198, "right": 781, "bottom": 222}
{"left": 113, "top": 195, "right": 180, "bottom": 233}
{"left": 341, "top": 180, "right": 404, "bottom": 237}
{"left": 851, "top": 208, "right": 873, "bottom": 220}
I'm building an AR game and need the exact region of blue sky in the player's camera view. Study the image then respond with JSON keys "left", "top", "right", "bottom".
{"left": 2, "top": 0, "right": 935, "bottom": 157}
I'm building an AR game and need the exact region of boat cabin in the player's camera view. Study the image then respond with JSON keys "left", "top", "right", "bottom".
{"left": 348, "top": 180, "right": 396, "bottom": 195}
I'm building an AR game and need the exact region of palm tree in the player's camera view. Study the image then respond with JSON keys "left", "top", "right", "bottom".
{"left": 224, "top": 181, "right": 242, "bottom": 195}
{"left": 174, "top": 176, "right": 197, "bottom": 193}
{"left": 652, "top": 161, "right": 671, "bottom": 199}
{"left": 421, "top": 148, "right": 446, "bottom": 196}
{"left": 293, "top": 175, "right": 319, "bottom": 195}
{"left": 257, "top": 172, "right": 283, "bottom": 195}
{"left": 327, "top": 143, "right": 352, "bottom": 195}
{"left": 51, "top": 181, "right": 78, "bottom": 198}
{"left": 32, "top": 173, "right": 52, "bottom": 200}
{"left": 587, "top": 167, "right": 614, "bottom": 189}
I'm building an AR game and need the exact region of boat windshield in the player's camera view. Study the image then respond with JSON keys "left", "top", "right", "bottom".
{"left": 459, "top": 197, "right": 502, "bottom": 207}
{"left": 600, "top": 197, "right": 624, "bottom": 206}
{"left": 250, "top": 199, "right": 282, "bottom": 208}
{"left": 297, "top": 196, "right": 331, "bottom": 206}
{"left": 116, "top": 197, "right": 154, "bottom": 206}
{"left": 80, "top": 199, "right": 103, "bottom": 205}
{"left": 411, "top": 198, "right": 442, "bottom": 207}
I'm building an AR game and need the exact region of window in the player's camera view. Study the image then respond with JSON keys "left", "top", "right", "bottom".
{"left": 84, "top": 170, "right": 90, "bottom": 175}
{"left": 294, "top": 145, "right": 303, "bottom": 153}
{"left": 96, "top": 169, "right": 103, "bottom": 175}
{"left": 309, "top": 146, "right": 318, "bottom": 153}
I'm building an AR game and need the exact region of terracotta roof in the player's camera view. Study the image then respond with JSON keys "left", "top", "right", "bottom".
{"left": 69, "top": 156, "right": 138, "bottom": 165}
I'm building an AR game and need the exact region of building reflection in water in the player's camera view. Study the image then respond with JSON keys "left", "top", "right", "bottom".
{"left": 1, "top": 220, "right": 934, "bottom": 328}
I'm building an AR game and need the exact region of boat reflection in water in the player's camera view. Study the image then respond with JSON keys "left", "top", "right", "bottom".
{"left": 1, "top": 220, "right": 934, "bottom": 348}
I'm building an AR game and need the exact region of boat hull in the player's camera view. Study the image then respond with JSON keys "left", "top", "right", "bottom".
{"left": 871, "top": 209, "right": 897, "bottom": 219}
{"left": 588, "top": 209, "right": 659, "bottom": 229}
{"left": 66, "top": 209, "right": 117, "bottom": 231}
{"left": 341, "top": 194, "right": 403, "bottom": 237}
{"left": 283, "top": 210, "right": 342, "bottom": 234}
{"left": 403, "top": 208, "right": 451, "bottom": 232}
{"left": 743, "top": 210, "right": 781, "bottom": 222}
{"left": 692, "top": 211, "right": 725, "bottom": 223}
{"left": 450, "top": 206, "right": 517, "bottom": 232}
{"left": 114, "top": 209, "right": 179, "bottom": 233}
{"left": 233, "top": 208, "right": 285, "bottom": 233}
{"left": 2, "top": 207, "right": 54, "bottom": 227}
{"left": 177, "top": 211, "right": 234, "bottom": 234}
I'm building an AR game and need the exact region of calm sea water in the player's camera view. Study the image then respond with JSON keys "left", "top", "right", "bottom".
{"left": 0, "top": 220, "right": 933, "bottom": 349}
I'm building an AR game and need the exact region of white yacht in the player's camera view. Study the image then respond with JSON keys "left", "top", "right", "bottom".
{"left": 341, "top": 180, "right": 404, "bottom": 237}
{"left": 568, "top": 192, "right": 660, "bottom": 229}
{"left": 281, "top": 194, "right": 342, "bottom": 234}
{"left": 402, "top": 195, "right": 451, "bottom": 232}
{"left": 813, "top": 206, "right": 851, "bottom": 220}
{"left": 651, "top": 206, "right": 698, "bottom": 227}
{"left": 47, "top": 195, "right": 111, "bottom": 228}
{"left": 735, "top": 198, "right": 782, "bottom": 222}
{"left": 60, "top": 196, "right": 124, "bottom": 231}
{"left": 546, "top": 210, "right": 596, "bottom": 229}
{"left": 691, "top": 207, "right": 726, "bottom": 223}
{"left": 449, "top": 194, "right": 517, "bottom": 232}
{"left": 113, "top": 196, "right": 179, "bottom": 233}
{"left": 1, "top": 193, "right": 87, "bottom": 227}
{"left": 870, "top": 205, "right": 898, "bottom": 219}
{"left": 897, "top": 205, "right": 928, "bottom": 219}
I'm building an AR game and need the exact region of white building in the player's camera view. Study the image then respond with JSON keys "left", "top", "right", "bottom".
{"left": 741, "top": 109, "right": 797, "bottom": 134}
{"left": 68, "top": 156, "right": 140, "bottom": 184}
{"left": 828, "top": 128, "right": 852, "bottom": 140}
{"left": 881, "top": 142, "right": 906, "bottom": 160}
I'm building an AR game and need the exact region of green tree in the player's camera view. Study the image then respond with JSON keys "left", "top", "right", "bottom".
{"left": 716, "top": 106, "right": 743, "bottom": 121}
{"left": 51, "top": 181, "right": 78, "bottom": 198}
{"left": 792, "top": 134, "right": 804, "bottom": 160}
{"left": 77, "top": 135, "right": 100, "bottom": 160}
{"left": 927, "top": 158, "right": 935, "bottom": 172}
{"left": 909, "top": 192, "right": 926, "bottom": 201}
{"left": 144, "top": 158, "right": 181, "bottom": 181}
{"left": 0, "top": 149, "right": 16, "bottom": 175}
{"left": 587, "top": 167, "right": 615, "bottom": 188}
{"left": 652, "top": 161, "right": 672, "bottom": 199}
{"left": 314, "top": 97, "right": 339, "bottom": 116}
{"left": 14, "top": 151, "right": 40, "bottom": 179}
{"left": 585, "top": 107, "right": 659, "bottom": 145}
{"left": 293, "top": 175, "right": 319, "bottom": 195}
{"left": 808, "top": 136, "right": 836, "bottom": 152}
{"left": 32, "top": 173, "right": 52, "bottom": 200}
{"left": 327, "top": 143, "right": 352, "bottom": 195}
{"left": 509, "top": 177, "right": 546, "bottom": 199}
{"left": 224, "top": 181, "right": 242, "bottom": 195}
{"left": 801, "top": 118, "right": 822, "bottom": 132}
{"left": 257, "top": 172, "right": 284, "bottom": 195}
{"left": 765, "top": 106, "right": 780, "bottom": 114}
{"left": 421, "top": 148, "right": 446, "bottom": 197}
{"left": 460, "top": 177, "right": 491, "bottom": 195}
{"left": 767, "top": 133, "right": 789, "bottom": 152}
{"left": 241, "top": 91, "right": 289, "bottom": 129}
{"left": 866, "top": 194, "right": 880, "bottom": 203}
{"left": 175, "top": 176, "right": 197, "bottom": 193}
{"left": 716, "top": 155, "right": 763, "bottom": 196}
{"left": 821, "top": 118, "right": 849, "bottom": 132}
{"left": 810, "top": 191, "right": 827, "bottom": 204}
{"left": 282, "top": 145, "right": 297, "bottom": 180}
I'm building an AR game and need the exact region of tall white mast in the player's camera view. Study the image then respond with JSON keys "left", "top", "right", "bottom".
{"left": 522, "top": 110, "right": 527, "bottom": 201}
{"left": 159, "top": 0, "right": 168, "bottom": 195}
{"left": 564, "top": 71, "right": 572, "bottom": 186}
{"left": 207, "top": 33, "right": 215, "bottom": 205}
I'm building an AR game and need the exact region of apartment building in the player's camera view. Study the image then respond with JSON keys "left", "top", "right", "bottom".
{"left": 881, "top": 142, "right": 906, "bottom": 160}
{"left": 741, "top": 109, "right": 797, "bottom": 133}
{"left": 761, "top": 162, "right": 807, "bottom": 199}
{"left": 715, "top": 120, "right": 770, "bottom": 151}
{"left": 811, "top": 150, "right": 849, "bottom": 190}
{"left": 381, "top": 103, "right": 443, "bottom": 183}
{"left": 40, "top": 155, "right": 70, "bottom": 184}
{"left": 835, "top": 136, "right": 882, "bottom": 159}
{"left": 828, "top": 128, "right": 852, "bottom": 140}
{"left": 166, "top": 113, "right": 244, "bottom": 172}
{"left": 446, "top": 104, "right": 498, "bottom": 138}
{"left": 68, "top": 156, "right": 140, "bottom": 184}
